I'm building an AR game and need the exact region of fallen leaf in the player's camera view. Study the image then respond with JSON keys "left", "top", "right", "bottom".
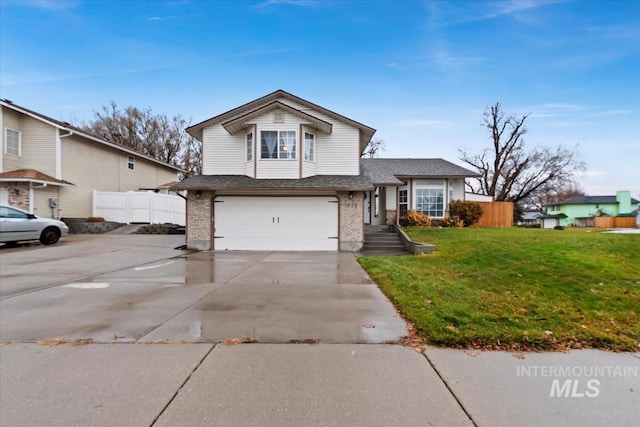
{"left": 221, "top": 338, "right": 257, "bottom": 346}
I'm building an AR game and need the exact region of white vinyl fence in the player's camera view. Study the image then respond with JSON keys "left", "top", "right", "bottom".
{"left": 93, "top": 190, "right": 185, "bottom": 225}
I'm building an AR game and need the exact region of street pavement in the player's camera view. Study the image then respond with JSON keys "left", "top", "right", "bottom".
{"left": 1, "top": 234, "right": 638, "bottom": 426}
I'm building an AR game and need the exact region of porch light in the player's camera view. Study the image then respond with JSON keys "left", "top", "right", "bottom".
{"left": 348, "top": 191, "right": 354, "bottom": 200}
{"left": 195, "top": 190, "right": 202, "bottom": 199}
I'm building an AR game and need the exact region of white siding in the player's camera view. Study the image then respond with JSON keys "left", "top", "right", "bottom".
{"left": 199, "top": 98, "right": 362, "bottom": 179}
{"left": 2, "top": 108, "right": 21, "bottom": 172}
{"left": 32, "top": 186, "right": 61, "bottom": 219}
{"left": 449, "top": 178, "right": 465, "bottom": 200}
{"left": 244, "top": 161, "right": 254, "bottom": 177}
{"left": 202, "top": 125, "right": 245, "bottom": 175}
{"left": 61, "top": 135, "right": 178, "bottom": 218}
{"left": 253, "top": 117, "right": 304, "bottom": 179}
{"left": 278, "top": 98, "right": 360, "bottom": 176}
{"left": 256, "top": 160, "right": 299, "bottom": 179}
{"left": 302, "top": 161, "right": 315, "bottom": 178}
{"left": 385, "top": 187, "right": 397, "bottom": 210}
{"left": 20, "top": 115, "right": 57, "bottom": 176}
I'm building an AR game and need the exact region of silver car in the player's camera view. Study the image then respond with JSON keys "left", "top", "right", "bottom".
{"left": 0, "top": 205, "right": 69, "bottom": 245}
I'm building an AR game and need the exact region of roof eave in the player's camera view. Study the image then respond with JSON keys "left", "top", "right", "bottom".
{"left": 0, "top": 178, "right": 75, "bottom": 187}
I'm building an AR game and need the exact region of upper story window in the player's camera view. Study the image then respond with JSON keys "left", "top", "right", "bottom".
{"left": 5, "top": 128, "right": 20, "bottom": 156}
{"left": 304, "top": 132, "right": 315, "bottom": 161}
{"left": 128, "top": 156, "right": 135, "bottom": 170}
{"left": 246, "top": 132, "right": 253, "bottom": 161}
{"left": 261, "top": 130, "right": 296, "bottom": 160}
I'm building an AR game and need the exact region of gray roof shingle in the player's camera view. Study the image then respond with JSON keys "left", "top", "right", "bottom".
{"left": 559, "top": 195, "right": 640, "bottom": 205}
{"left": 361, "top": 158, "right": 479, "bottom": 185}
{"left": 173, "top": 175, "right": 373, "bottom": 191}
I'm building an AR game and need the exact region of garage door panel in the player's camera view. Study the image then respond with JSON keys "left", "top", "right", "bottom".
{"left": 214, "top": 197, "right": 338, "bottom": 251}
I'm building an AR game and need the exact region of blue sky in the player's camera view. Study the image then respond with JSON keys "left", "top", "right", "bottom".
{"left": 1, "top": 0, "right": 638, "bottom": 197}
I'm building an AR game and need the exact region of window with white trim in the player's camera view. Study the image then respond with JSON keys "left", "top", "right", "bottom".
{"left": 260, "top": 130, "right": 296, "bottom": 159}
{"left": 399, "top": 189, "right": 408, "bottom": 217}
{"left": 416, "top": 188, "right": 444, "bottom": 217}
{"left": 127, "top": 156, "right": 135, "bottom": 170}
{"left": 304, "top": 132, "right": 315, "bottom": 161}
{"left": 5, "top": 129, "right": 20, "bottom": 156}
{"left": 246, "top": 132, "right": 253, "bottom": 161}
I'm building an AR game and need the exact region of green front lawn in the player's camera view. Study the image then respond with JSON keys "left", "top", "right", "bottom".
{"left": 358, "top": 228, "right": 640, "bottom": 351}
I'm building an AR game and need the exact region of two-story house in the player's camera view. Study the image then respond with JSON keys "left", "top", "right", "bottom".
{"left": 542, "top": 190, "right": 639, "bottom": 228}
{"left": 175, "top": 90, "right": 478, "bottom": 251}
{"left": 0, "top": 100, "right": 183, "bottom": 220}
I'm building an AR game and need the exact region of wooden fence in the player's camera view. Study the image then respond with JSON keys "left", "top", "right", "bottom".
{"left": 472, "top": 201, "right": 514, "bottom": 227}
{"left": 594, "top": 216, "right": 637, "bottom": 228}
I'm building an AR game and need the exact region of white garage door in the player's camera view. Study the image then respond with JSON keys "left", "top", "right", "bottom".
{"left": 542, "top": 218, "right": 557, "bottom": 229}
{"left": 214, "top": 196, "right": 339, "bottom": 251}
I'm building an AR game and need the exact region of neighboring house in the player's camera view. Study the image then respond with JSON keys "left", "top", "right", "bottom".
{"left": 0, "top": 100, "right": 183, "bottom": 219}
{"left": 517, "top": 211, "right": 542, "bottom": 226}
{"left": 542, "top": 191, "right": 639, "bottom": 228}
{"left": 175, "top": 90, "right": 478, "bottom": 251}
{"left": 360, "top": 158, "right": 478, "bottom": 226}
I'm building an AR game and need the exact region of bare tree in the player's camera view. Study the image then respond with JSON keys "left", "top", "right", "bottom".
{"left": 362, "top": 137, "right": 386, "bottom": 158}
{"left": 81, "top": 101, "right": 202, "bottom": 177}
{"left": 530, "top": 183, "right": 585, "bottom": 212}
{"left": 460, "top": 102, "right": 584, "bottom": 207}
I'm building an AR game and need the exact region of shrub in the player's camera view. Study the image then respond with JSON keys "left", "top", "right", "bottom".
{"left": 440, "top": 216, "right": 464, "bottom": 228}
{"left": 399, "top": 210, "right": 432, "bottom": 227}
{"left": 86, "top": 216, "right": 105, "bottom": 222}
{"left": 449, "top": 200, "right": 483, "bottom": 227}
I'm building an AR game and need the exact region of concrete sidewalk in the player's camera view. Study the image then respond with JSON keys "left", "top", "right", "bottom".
{"left": 1, "top": 343, "right": 638, "bottom": 427}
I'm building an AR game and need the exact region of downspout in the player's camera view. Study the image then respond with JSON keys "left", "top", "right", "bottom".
{"left": 57, "top": 129, "right": 73, "bottom": 180}
{"left": 29, "top": 182, "right": 34, "bottom": 213}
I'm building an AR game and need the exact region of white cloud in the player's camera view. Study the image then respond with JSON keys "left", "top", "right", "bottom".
{"left": 146, "top": 16, "right": 177, "bottom": 21}
{"left": 384, "top": 62, "right": 398, "bottom": 68}
{"left": 593, "top": 110, "right": 633, "bottom": 116}
{"left": 430, "top": 0, "right": 564, "bottom": 27}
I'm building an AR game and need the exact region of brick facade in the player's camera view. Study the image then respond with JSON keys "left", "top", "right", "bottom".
{"left": 4, "top": 183, "right": 30, "bottom": 211}
{"left": 337, "top": 191, "right": 364, "bottom": 251}
{"left": 186, "top": 190, "right": 214, "bottom": 250}
{"left": 385, "top": 209, "right": 397, "bottom": 225}
{"left": 185, "top": 191, "right": 365, "bottom": 252}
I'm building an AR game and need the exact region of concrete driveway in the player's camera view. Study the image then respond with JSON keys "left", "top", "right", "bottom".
{"left": 3, "top": 235, "right": 637, "bottom": 427}
{"left": 0, "top": 235, "right": 406, "bottom": 344}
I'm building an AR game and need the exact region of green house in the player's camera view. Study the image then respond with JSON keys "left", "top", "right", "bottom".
{"left": 542, "top": 190, "right": 639, "bottom": 228}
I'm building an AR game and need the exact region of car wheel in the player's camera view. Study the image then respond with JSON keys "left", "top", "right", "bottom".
{"left": 40, "top": 227, "right": 61, "bottom": 245}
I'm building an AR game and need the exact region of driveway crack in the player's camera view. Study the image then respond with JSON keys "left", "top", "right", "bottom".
{"left": 422, "top": 352, "right": 478, "bottom": 427}
{"left": 149, "top": 344, "right": 216, "bottom": 426}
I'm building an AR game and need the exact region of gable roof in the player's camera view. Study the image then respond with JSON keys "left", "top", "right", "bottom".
{"left": 557, "top": 195, "right": 640, "bottom": 205}
{"left": 186, "top": 90, "right": 376, "bottom": 151}
{"left": 0, "top": 169, "right": 75, "bottom": 187}
{"left": 222, "top": 101, "right": 333, "bottom": 135}
{"left": 0, "top": 99, "right": 184, "bottom": 172}
{"left": 361, "top": 158, "right": 480, "bottom": 186}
